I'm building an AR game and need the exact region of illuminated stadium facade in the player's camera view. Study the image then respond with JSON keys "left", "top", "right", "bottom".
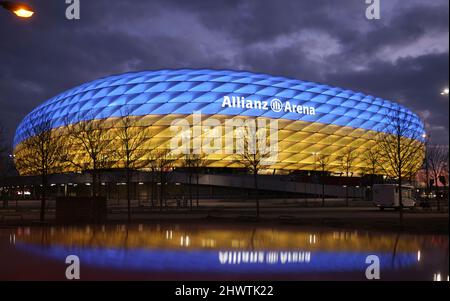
{"left": 13, "top": 69, "right": 425, "bottom": 176}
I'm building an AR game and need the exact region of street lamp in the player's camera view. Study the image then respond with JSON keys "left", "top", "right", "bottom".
{"left": 0, "top": 1, "right": 34, "bottom": 18}
{"left": 441, "top": 88, "right": 449, "bottom": 96}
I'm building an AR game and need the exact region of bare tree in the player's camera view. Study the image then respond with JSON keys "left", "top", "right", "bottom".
{"left": 235, "top": 120, "right": 273, "bottom": 218}
{"left": 147, "top": 150, "right": 159, "bottom": 208}
{"left": 114, "top": 111, "right": 148, "bottom": 221}
{"left": 317, "top": 154, "right": 330, "bottom": 207}
{"left": 182, "top": 154, "right": 195, "bottom": 210}
{"left": 426, "top": 144, "right": 449, "bottom": 211}
{"left": 183, "top": 153, "right": 208, "bottom": 209}
{"left": 192, "top": 153, "right": 208, "bottom": 208}
{"left": 423, "top": 137, "right": 431, "bottom": 195}
{"left": 362, "top": 146, "right": 383, "bottom": 200}
{"left": 149, "top": 149, "right": 174, "bottom": 211}
{"left": 0, "top": 125, "right": 17, "bottom": 178}
{"left": 14, "top": 116, "right": 63, "bottom": 221}
{"left": 338, "top": 147, "right": 357, "bottom": 206}
{"left": 0, "top": 124, "right": 10, "bottom": 208}
{"left": 377, "top": 108, "right": 424, "bottom": 225}
{"left": 236, "top": 147, "right": 262, "bottom": 217}
{"left": 63, "top": 113, "right": 112, "bottom": 197}
{"left": 0, "top": 124, "right": 7, "bottom": 177}
{"left": 441, "top": 157, "right": 449, "bottom": 188}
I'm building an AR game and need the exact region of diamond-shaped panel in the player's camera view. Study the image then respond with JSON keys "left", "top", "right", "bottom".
{"left": 13, "top": 69, "right": 425, "bottom": 175}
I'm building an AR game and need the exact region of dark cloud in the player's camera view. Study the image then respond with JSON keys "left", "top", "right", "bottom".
{"left": 327, "top": 53, "right": 449, "bottom": 139}
{"left": 0, "top": 0, "right": 448, "bottom": 150}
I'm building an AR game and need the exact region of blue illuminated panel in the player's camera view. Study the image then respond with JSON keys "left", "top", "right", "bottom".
{"left": 14, "top": 69, "right": 425, "bottom": 146}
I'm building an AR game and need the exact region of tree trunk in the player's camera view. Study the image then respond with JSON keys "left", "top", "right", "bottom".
{"left": 321, "top": 180, "right": 325, "bottom": 207}
{"left": 370, "top": 173, "right": 374, "bottom": 202}
{"left": 92, "top": 171, "right": 96, "bottom": 197}
{"left": 425, "top": 152, "right": 429, "bottom": 196}
{"left": 40, "top": 172, "right": 47, "bottom": 222}
{"left": 398, "top": 174, "right": 403, "bottom": 229}
{"left": 254, "top": 169, "right": 259, "bottom": 218}
{"left": 189, "top": 173, "right": 192, "bottom": 210}
{"left": 126, "top": 168, "right": 131, "bottom": 222}
{"left": 159, "top": 170, "right": 163, "bottom": 211}
{"left": 345, "top": 186, "right": 349, "bottom": 207}
{"left": 150, "top": 172, "right": 155, "bottom": 208}
{"left": 434, "top": 175, "right": 440, "bottom": 212}
{"left": 397, "top": 134, "right": 403, "bottom": 229}
{"left": 321, "top": 168, "right": 325, "bottom": 207}
{"left": 196, "top": 173, "right": 199, "bottom": 208}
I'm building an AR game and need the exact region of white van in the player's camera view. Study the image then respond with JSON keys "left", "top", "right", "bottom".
{"left": 372, "top": 184, "right": 416, "bottom": 210}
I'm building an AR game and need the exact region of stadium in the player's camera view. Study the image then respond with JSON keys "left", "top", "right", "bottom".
{"left": 13, "top": 69, "right": 425, "bottom": 176}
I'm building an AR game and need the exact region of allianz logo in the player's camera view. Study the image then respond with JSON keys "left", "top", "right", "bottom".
{"left": 221, "top": 96, "right": 316, "bottom": 115}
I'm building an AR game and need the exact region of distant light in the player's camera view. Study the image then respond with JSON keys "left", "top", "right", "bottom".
{"left": 13, "top": 7, "right": 33, "bottom": 18}
{"left": 441, "top": 88, "right": 449, "bottom": 96}
{"left": 181, "top": 236, "right": 188, "bottom": 246}
{"left": 1, "top": 2, "right": 35, "bottom": 18}
{"left": 417, "top": 250, "right": 421, "bottom": 262}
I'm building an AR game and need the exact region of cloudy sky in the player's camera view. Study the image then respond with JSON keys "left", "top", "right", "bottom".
{"left": 0, "top": 0, "right": 448, "bottom": 149}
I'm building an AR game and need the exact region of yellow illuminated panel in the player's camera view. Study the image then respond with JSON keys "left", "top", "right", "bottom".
{"left": 13, "top": 115, "right": 425, "bottom": 176}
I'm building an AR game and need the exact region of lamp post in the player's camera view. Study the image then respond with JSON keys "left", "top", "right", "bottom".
{"left": 0, "top": 1, "right": 34, "bottom": 18}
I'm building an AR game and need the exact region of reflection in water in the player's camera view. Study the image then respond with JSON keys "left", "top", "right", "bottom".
{"left": 11, "top": 224, "right": 429, "bottom": 251}
{"left": 1, "top": 224, "right": 449, "bottom": 280}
